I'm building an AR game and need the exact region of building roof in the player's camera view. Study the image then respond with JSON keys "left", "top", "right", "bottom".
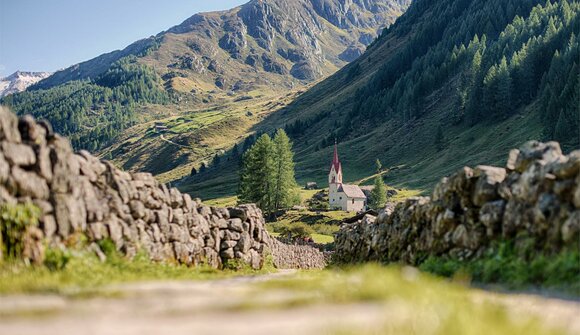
{"left": 338, "top": 184, "right": 367, "bottom": 199}
{"left": 330, "top": 142, "right": 342, "bottom": 173}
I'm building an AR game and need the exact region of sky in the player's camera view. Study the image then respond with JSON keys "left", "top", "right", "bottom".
{"left": 0, "top": 0, "right": 247, "bottom": 77}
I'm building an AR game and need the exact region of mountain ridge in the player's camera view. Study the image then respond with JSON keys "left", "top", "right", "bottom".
{"left": 0, "top": 71, "right": 52, "bottom": 97}
{"left": 2, "top": 0, "right": 412, "bottom": 186}
{"left": 31, "top": 0, "right": 411, "bottom": 93}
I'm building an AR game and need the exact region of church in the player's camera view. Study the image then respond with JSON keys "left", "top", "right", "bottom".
{"left": 328, "top": 143, "right": 367, "bottom": 212}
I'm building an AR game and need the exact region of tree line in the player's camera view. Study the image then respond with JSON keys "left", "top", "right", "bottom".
{"left": 2, "top": 56, "right": 170, "bottom": 152}
{"left": 336, "top": 0, "right": 578, "bottom": 149}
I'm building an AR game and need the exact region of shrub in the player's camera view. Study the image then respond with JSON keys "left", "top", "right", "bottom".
{"left": 269, "top": 222, "right": 314, "bottom": 239}
{"left": 96, "top": 238, "right": 121, "bottom": 263}
{"left": 44, "top": 248, "right": 72, "bottom": 271}
{"left": 0, "top": 203, "right": 41, "bottom": 262}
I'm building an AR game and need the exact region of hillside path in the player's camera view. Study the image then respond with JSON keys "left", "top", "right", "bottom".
{"left": 159, "top": 134, "right": 191, "bottom": 149}
{"left": 0, "top": 271, "right": 579, "bottom": 335}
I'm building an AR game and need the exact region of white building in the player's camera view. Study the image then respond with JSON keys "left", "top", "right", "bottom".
{"left": 328, "top": 143, "right": 366, "bottom": 212}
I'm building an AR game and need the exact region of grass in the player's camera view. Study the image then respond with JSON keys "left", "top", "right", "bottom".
{"left": 266, "top": 207, "right": 353, "bottom": 245}
{"left": 0, "top": 249, "right": 274, "bottom": 296}
{"left": 101, "top": 86, "right": 306, "bottom": 188}
{"left": 311, "top": 234, "right": 334, "bottom": 244}
{"left": 205, "top": 195, "right": 238, "bottom": 207}
{"left": 275, "top": 209, "right": 354, "bottom": 225}
{"left": 240, "top": 264, "right": 566, "bottom": 335}
{"left": 267, "top": 221, "right": 337, "bottom": 244}
{"left": 299, "top": 189, "right": 319, "bottom": 204}
{"left": 419, "top": 243, "right": 580, "bottom": 295}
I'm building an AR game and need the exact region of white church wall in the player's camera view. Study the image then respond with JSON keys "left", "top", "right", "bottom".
{"left": 331, "top": 192, "right": 366, "bottom": 212}
{"left": 329, "top": 190, "right": 344, "bottom": 210}
{"left": 345, "top": 198, "right": 366, "bottom": 212}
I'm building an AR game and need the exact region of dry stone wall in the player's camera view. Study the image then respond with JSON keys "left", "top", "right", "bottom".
{"left": 0, "top": 107, "right": 277, "bottom": 269}
{"left": 267, "top": 238, "right": 327, "bottom": 269}
{"left": 335, "top": 141, "right": 580, "bottom": 264}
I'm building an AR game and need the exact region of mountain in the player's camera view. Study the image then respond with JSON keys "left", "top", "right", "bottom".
{"left": 0, "top": 71, "right": 52, "bottom": 97}
{"left": 1, "top": 0, "right": 411, "bottom": 181}
{"left": 35, "top": 0, "right": 411, "bottom": 92}
{"left": 183, "top": 0, "right": 580, "bottom": 199}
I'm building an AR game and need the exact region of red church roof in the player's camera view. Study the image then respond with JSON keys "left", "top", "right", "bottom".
{"left": 330, "top": 142, "right": 341, "bottom": 173}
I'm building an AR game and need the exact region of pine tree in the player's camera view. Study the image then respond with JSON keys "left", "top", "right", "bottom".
{"left": 370, "top": 174, "right": 387, "bottom": 210}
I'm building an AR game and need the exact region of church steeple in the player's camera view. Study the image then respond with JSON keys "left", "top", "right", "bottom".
{"left": 330, "top": 141, "right": 341, "bottom": 172}
{"left": 329, "top": 141, "right": 342, "bottom": 185}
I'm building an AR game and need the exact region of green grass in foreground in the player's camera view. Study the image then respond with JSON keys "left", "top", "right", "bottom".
{"left": 0, "top": 250, "right": 274, "bottom": 295}
{"left": 248, "top": 264, "right": 565, "bottom": 335}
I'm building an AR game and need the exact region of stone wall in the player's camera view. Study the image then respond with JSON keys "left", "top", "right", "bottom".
{"left": 267, "top": 237, "right": 327, "bottom": 269}
{"left": 335, "top": 141, "right": 579, "bottom": 264}
{"left": 0, "top": 107, "right": 273, "bottom": 269}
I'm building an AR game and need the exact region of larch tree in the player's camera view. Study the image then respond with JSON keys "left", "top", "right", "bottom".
{"left": 238, "top": 134, "right": 276, "bottom": 215}
{"left": 238, "top": 130, "right": 297, "bottom": 216}
{"left": 273, "top": 129, "right": 298, "bottom": 210}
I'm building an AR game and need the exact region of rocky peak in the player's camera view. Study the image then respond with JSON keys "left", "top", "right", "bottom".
{"left": 0, "top": 71, "right": 52, "bottom": 98}
{"left": 158, "top": 0, "right": 412, "bottom": 88}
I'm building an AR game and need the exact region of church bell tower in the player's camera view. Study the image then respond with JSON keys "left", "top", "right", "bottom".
{"left": 329, "top": 142, "right": 343, "bottom": 197}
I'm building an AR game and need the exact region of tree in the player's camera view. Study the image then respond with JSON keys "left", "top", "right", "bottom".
{"left": 239, "top": 130, "right": 299, "bottom": 216}
{"left": 199, "top": 163, "right": 207, "bottom": 174}
{"left": 238, "top": 134, "right": 277, "bottom": 215}
{"left": 369, "top": 174, "right": 387, "bottom": 210}
{"left": 375, "top": 159, "right": 382, "bottom": 173}
{"left": 495, "top": 56, "right": 512, "bottom": 116}
{"left": 272, "top": 129, "right": 298, "bottom": 210}
{"left": 190, "top": 167, "right": 198, "bottom": 176}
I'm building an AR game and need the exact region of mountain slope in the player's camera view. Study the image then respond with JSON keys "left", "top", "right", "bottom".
{"left": 35, "top": 0, "right": 411, "bottom": 92}
{"left": 184, "top": 0, "right": 580, "bottom": 199}
{"left": 1, "top": 0, "right": 411, "bottom": 174}
{"left": 0, "top": 71, "right": 52, "bottom": 97}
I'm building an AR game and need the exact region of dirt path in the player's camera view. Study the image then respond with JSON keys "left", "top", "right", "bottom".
{"left": 159, "top": 134, "right": 191, "bottom": 149}
{"left": 0, "top": 271, "right": 578, "bottom": 335}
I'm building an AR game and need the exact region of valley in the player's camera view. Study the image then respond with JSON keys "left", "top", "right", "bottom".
{"left": 1, "top": 1, "right": 579, "bottom": 335}
{"left": 185, "top": 0, "right": 580, "bottom": 200}
{"left": 2, "top": 0, "right": 412, "bottom": 193}
{"left": 3, "top": 0, "right": 577, "bottom": 203}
